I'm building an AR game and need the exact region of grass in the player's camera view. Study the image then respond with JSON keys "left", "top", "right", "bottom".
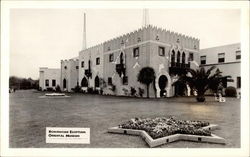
{"left": 9, "top": 90, "right": 240, "bottom": 148}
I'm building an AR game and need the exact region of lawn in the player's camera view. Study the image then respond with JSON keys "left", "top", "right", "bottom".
{"left": 9, "top": 90, "right": 240, "bottom": 148}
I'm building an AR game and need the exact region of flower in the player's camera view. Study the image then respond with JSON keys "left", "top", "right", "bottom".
{"left": 119, "top": 117, "right": 211, "bottom": 139}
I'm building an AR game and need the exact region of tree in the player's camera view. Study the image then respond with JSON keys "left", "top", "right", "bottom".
{"left": 137, "top": 67, "right": 156, "bottom": 98}
{"left": 208, "top": 68, "right": 231, "bottom": 94}
{"left": 177, "top": 66, "right": 229, "bottom": 102}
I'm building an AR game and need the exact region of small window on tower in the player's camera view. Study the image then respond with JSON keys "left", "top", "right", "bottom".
{"left": 156, "top": 35, "right": 159, "bottom": 41}
{"left": 137, "top": 37, "right": 141, "bottom": 42}
{"left": 81, "top": 61, "right": 84, "bottom": 68}
{"left": 158, "top": 46, "right": 165, "bottom": 56}
{"left": 76, "top": 66, "right": 79, "bottom": 69}
{"left": 121, "top": 40, "right": 124, "bottom": 45}
{"left": 109, "top": 54, "right": 114, "bottom": 62}
{"left": 64, "top": 66, "right": 67, "bottom": 69}
{"left": 96, "top": 57, "right": 100, "bottom": 65}
{"left": 133, "top": 47, "right": 139, "bottom": 57}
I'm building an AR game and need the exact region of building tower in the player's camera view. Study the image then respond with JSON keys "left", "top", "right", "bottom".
{"left": 142, "top": 8, "right": 149, "bottom": 27}
{"left": 83, "top": 13, "right": 87, "bottom": 50}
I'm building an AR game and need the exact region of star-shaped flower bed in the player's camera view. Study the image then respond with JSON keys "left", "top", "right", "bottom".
{"left": 108, "top": 117, "right": 225, "bottom": 147}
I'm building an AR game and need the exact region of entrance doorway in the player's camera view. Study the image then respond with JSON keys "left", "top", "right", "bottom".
{"left": 63, "top": 79, "right": 66, "bottom": 89}
{"left": 94, "top": 76, "right": 100, "bottom": 88}
{"left": 158, "top": 75, "right": 168, "bottom": 97}
{"left": 81, "top": 77, "right": 88, "bottom": 87}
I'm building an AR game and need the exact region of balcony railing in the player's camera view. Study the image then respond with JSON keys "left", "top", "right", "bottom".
{"left": 169, "top": 62, "right": 190, "bottom": 75}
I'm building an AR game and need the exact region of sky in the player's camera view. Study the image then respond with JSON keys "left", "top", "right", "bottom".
{"left": 10, "top": 9, "right": 240, "bottom": 79}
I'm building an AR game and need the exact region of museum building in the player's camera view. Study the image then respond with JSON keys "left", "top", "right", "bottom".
{"left": 39, "top": 11, "right": 240, "bottom": 98}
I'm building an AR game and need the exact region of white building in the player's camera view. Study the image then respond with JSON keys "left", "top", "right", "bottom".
{"left": 39, "top": 67, "right": 61, "bottom": 91}
{"left": 200, "top": 43, "right": 241, "bottom": 94}
{"left": 60, "top": 58, "right": 79, "bottom": 92}
{"left": 79, "top": 44, "right": 104, "bottom": 93}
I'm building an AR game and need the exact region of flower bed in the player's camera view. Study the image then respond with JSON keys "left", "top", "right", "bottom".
{"left": 118, "top": 117, "right": 211, "bottom": 139}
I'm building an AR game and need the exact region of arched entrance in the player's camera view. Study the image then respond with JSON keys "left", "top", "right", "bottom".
{"left": 158, "top": 75, "right": 168, "bottom": 97}
{"left": 63, "top": 79, "right": 67, "bottom": 89}
{"left": 155, "top": 71, "right": 172, "bottom": 98}
{"left": 81, "top": 77, "right": 88, "bottom": 87}
{"left": 94, "top": 76, "right": 100, "bottom": 88}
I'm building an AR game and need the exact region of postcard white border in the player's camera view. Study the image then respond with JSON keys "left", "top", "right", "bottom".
{"left": 1, "top": 1, "right": 249, "bottom": 157}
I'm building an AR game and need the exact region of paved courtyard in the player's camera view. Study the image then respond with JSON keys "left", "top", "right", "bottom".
{"left": 9, "top": 90, "right": 240, "bottom": 148}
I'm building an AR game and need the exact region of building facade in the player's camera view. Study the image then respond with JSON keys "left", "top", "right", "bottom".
{"left": 199, "top": 43, "right": 241, "bottom": 95}
{"left": 78, "top": 25, "right": 200, "bottom": 98}
{"left": 39, "top": 67, "right": 61, "bottom": 91}
{"left": 60, "top": 58, "right": 79, "bottom": 92}
{"left": 79, "top": 44, "right": 104, "bottom": 92}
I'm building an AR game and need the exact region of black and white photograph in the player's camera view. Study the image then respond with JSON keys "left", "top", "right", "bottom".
{"left": 1, "top": 1, "right": 249, "bottom": 157}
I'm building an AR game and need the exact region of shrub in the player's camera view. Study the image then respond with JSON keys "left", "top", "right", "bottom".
{"left": 225, "top": 86, "right": 237, "bottom": 97}
{"left": 55, "top": 85, "right": 61, "bottom": 92}
{"left": 38, "top": 87, "right": 42, "bottom": 91}
{"left": 93, "top": 89, "right": 99, "bottom": 94}
{"left": 122, "top": 88, "right": 129, "bottom": 95}
{"left": 46, "top": 87, "right": 54, "bottom": 92}
{"left": 130, "top": 87, "right": 137, "bottom": 96}
{"left": 100, "top": 88, "right": 103, "bottom": 95}
{"left": 72, "top": 85, "right": 81, "bottom": 93}
{"left": 87, "top": 87, "right": 94, "bottom": 94}
{"left": 111, "top": 85, "right": 116, "bottom": 92}
{"left": 138, "top": 87, "right": 144, "bottom": 97}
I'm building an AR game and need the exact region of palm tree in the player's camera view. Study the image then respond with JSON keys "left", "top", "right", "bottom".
{"left": 137, "top": 67, "right": 156, "bottom": 98}
{"left": 177, "top": 66, "right": 228, "bottom": 102}
{"left": 208, "top": 68, "right": 231, "bottom": 94}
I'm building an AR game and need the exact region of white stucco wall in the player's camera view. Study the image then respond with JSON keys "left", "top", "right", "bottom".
{"left": 200, "top": 43, "right": 241, "bottom": 93}
{"left": 39, "top": 67, "right": 61, "bottom": 90}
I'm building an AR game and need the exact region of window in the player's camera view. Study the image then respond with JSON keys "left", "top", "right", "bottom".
{"left": 81, "top": 61, "right": 84, "bottom": 68}
{"left": 188, "top": 53, "right": 194, "bottom": 61}
{"left": 107, "top": 47, "right": 111, "bottom": 51}
{"left": 158, "top": 47, "right": 165, "bottom": 56}
{"left": 123, "top": 76, "right": 128, "bottom": 85}
{"left": 171, "top": 50, "right": 175, "bottom": 63}
{"left": 96, "top": 57, "right": 100, "bottom": 65}
{"left": 237, "top": 77, "right": 241, "bottom": 88}
{"left": 236, "top": 50, "right": 241, "bottom": 60}
{"left": 177, "top": 51, "right": 180, "bottom": 63}
{"left": 218, "top": 53, "right": 225, "bottom": 63}
{"left": 133, "top": 47, "right": 139, "bottom": 57}
{"left": 76, "top": 66, "right": 79, "bottom": 69}
{"left": 45, "top": 79, "right": 49, "bottom": 86}
{"left": 109, "top": 54, "right": 114, "bottom": 62}
{"left": 52, "top": 80, "right": 56, "bottom": 87}
{"left": 137, "top": 37, "right": 141, "bottom": 42}
{"left": 200, "top": 56, "right": 206, "bottom": 65}
{"left": 156, "top": 35, "right": 159, "bottom": 41}
{"left": 108, "top": 77, "right": 112, "bottom": 85}
{"left": 182, "top": 52, "right": 186, "bottom": 64}
{"left": 64, "top": 66, "right": 67, "bottom": 69}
